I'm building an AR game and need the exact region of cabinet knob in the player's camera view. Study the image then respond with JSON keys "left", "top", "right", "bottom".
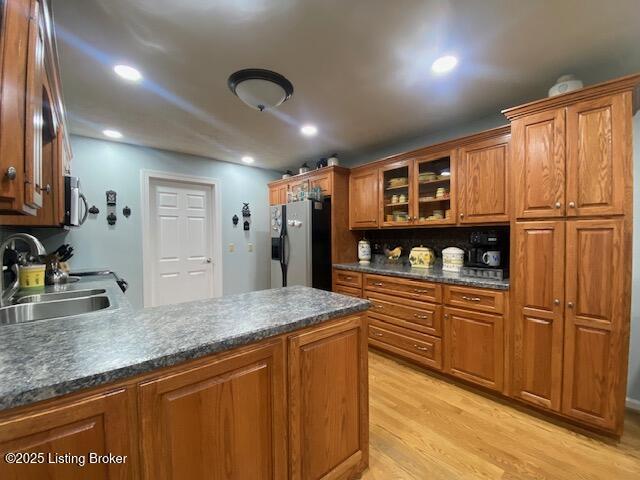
{"left": 567, "top": 302, "right": 574, "bottom": 308}
{"left": 568, "top": 202, "right": 576, "bottom": 208}
{"left": 407, "top": 216, "right": 412, "bottom": 221}
{"left": 460, "top": 213, "right": 464, "bottom": 219}
{"left": 44, "top": 184, "right": 51, "bottom": 194}
{"left": 554, "top": 299, "right": 560, "bottom": 305}
{"left": 5, "top": 166, "right": 16, "bottom": 180}
{"left": 444, "top": 313, "right": 449, "bottom": 319}
{"left": 555, "top": 202, "right": 561, "bottom": 209}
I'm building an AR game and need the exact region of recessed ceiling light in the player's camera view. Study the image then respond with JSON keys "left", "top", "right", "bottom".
{"left": 431, "top": 55, "right": 458, "bottom": 74}
{"left": 113, "top": 64, "right": 142, "bottom": 82}
{"left": 103, "top": 129, "right": 123, "bottom": 139}
{"left": 242, "top": 156, "right": 254, "bottom": 164}
{"left": 300, "top": 124, "right": 318, "bottom": 137}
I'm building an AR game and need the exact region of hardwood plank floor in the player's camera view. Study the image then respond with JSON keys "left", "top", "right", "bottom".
{"left": 363, "top": 350, "right": 640, "bottom": 480}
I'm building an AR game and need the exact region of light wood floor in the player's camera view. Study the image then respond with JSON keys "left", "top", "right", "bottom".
{"left": 363, "top": 351, "right": 640, "bottom": 480}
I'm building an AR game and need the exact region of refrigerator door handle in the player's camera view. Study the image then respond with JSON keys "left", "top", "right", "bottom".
{"left": 280, "top": 232, "right": 288, "bottom": 286}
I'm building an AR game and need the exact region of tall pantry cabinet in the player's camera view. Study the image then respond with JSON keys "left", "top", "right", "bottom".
{"left": 505, "top": 75, "right": 637, "bottom": 435}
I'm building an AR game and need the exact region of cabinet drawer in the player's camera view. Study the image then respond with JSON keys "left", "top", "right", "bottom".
{"left": 333, "top": 269, "right": 363, "bottom": 288}
{"left": 369, "top": 319, "right": 442, "bottom": 370}
{"left": 366, "top": 292, "right": 441, "bottom": 336}
{"left": 364, "top": 274, "right": 441, "bottom": 303}
{"left": 443, "top": 285, "right": 505, "bottom": 314}
{"left": 333, "top": 284, "right": 362, "bottom": 298}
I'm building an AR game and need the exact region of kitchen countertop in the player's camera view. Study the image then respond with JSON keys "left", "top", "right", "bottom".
{"left": 0, "top": 281, "right": 370, "bottom": 412}
{"left": 334, "top": 262, "right": 509, "bottom": 290}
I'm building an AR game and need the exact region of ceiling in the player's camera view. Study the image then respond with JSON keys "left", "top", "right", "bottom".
{"left": 53, "top": 0, "right": 640, "bottom": 171}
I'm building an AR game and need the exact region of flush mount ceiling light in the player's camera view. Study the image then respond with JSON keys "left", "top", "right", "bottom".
{"left": 431, "top": 55, "right": 458, "bottom": 74}
{"left": 300, "top": 124, "right": 318, "bottom": 137}
{"left": 228, "top": 68, "right": 294, "bottom": 112}
{"left": 103, "top": 129, "right": 123, "bottom": 139}
{"left": 241, "top": 156, "right": 255, "bottom": 164}
{"left": 113, "top": 64, "right": 142, "bottom": 82}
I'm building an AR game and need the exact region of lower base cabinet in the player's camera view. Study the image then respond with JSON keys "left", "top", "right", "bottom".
{"left": 0, "top": 315, "right": 368, "bottom": 480}
{"left": 288, "top": 316, "right": 368, "bottom": 480}
{"left": 443, "top": 307, "right": 504, "bottom": 391}
{"left": 0, "top": 389, "right": 135, "bottom": 480}
{"left": 138, "top": 340, "right": 287, "bottom": 480}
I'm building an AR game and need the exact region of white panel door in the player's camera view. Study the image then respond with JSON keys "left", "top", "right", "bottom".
{"left": 150, "top": 180, "right": 215, "bottom": 306}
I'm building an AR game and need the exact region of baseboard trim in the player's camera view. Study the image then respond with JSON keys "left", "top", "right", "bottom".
{"left": 626, "top": 397, "right": 640, "bottom": 412}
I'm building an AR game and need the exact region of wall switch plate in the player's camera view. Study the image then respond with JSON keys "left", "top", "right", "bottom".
{"left": 247, "top": 243, "right": 253, "bottom": 252}
{"left": 228, "top": 243, "right": 235, "bottom": 252}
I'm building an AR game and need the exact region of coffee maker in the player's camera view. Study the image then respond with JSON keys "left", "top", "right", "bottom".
{"left": 467, "top": 231, "right": 501, "bottom": 268}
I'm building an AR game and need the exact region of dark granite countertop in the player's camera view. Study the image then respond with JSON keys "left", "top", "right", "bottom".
{"left": 0, "top": 282, "right": 369, "bottom": 412}
{"left": 334, "top": 262, "right": 509, "bottom": 290}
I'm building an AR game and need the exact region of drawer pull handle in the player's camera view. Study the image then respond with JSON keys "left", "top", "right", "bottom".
{"left": 372, "top": 332, "right": 384, "bottom": 337}
{"left": 462, "top": 295, "right": 481, "bottom": 302}
{"left": 414, "top": 345, "right": 429, "bottom": 351}
{"left": 413, "top": 289, "right": 429, "bottom": 294}
{"left": 343, "top": 276, "right": 352, "bottom": 280}
{"left": 372, "top": 282, "right": 384, "bottom": 287}
{"left": 414, "top": 314, "right": 428, "bottom": 319}
{"left": 375, "top": 304, "right": 384, "bottom": 309}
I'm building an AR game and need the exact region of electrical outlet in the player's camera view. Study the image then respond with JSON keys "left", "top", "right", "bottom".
{"left": 247, "top": 242, "right": 253, "bottom": 252}
{"left": 228, "top": 243, "right": 235, "bottom": 252}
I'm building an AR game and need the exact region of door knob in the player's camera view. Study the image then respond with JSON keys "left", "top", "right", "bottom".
{"left": 206, "top": 258, "right": 212, "bottom": 264}
{"left": 5, "top": 166, "right": 16, "bottom": 180}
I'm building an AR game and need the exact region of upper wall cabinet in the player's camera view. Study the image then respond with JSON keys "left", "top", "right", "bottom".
{"left": 506, "top": 81, "right": 635, "bottom": 220}
{"left": 0, "top": 0, "right": 69, "bottom": 217}
{"left": 413, "top": 150, "right": 456, "bottom": 226}
{"left": 565, "top": 94, "right": 628, "bottom": 217}
{"left": 349, "top": 167, "right": 379, "bottom": 229}
{"left": 511, "top": 109, "right": 566, "bottom": 219}
{"left": 458, "top": 134, "right": 510, "bottom": 224}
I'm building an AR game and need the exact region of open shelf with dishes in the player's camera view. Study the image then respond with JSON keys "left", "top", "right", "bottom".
{"left": 413, "top": 150, "right": 456, "bottom": 225}
{"left": 381, "top": 160, "right": 413, "bottom": 226}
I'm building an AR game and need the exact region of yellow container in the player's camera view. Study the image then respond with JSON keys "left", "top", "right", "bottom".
{"left": 19, "top": 264, "right": 46, "bottom": 288}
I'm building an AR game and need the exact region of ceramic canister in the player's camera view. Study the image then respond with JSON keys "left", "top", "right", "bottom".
{"left": 358, "top": 239, "right": 371, "bottom": 265}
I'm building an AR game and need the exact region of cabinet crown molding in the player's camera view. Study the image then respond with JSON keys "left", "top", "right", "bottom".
{"left": 502, "top": 73, "right": 640, "bottom": 120}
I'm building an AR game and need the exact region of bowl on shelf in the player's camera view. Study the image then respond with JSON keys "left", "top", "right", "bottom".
{"left": 419, "top": 172, "right": 437, "bottom": 182}
{"left": 388, "top": 177, "right": 408, "bottom": 188}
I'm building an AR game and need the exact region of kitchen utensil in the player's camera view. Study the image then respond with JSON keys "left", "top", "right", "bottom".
{"left": 409, "top": 246, "right": 435, "bottom": 268}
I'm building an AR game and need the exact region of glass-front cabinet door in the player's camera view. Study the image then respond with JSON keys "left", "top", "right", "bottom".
{"left": 380, "top": 160, "right": 414, "bottom": 226}
{"left": 413, "top": 150, "right": 456, "bottom": 226}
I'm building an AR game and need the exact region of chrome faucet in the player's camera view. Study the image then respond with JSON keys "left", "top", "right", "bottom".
{"left": 0, "top": 233, "right": 46, "bottom": 306}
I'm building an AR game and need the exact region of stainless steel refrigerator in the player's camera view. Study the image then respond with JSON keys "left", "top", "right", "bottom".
{"left": 270, "top": 199, "right": 331, "bottom": 290}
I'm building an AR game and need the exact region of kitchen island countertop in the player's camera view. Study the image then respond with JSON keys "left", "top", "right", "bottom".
{"left": 0, "top": 281, "right": 369, "bottom": 412}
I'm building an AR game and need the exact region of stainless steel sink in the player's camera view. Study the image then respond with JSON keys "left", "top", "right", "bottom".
{"left": 0, "top": 296, "right": 111, "bottom": 326}
{"left": 15, "top": 288, "right": 107, "bottom": 304}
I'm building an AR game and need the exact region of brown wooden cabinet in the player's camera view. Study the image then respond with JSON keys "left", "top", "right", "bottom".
{"left": 380, "top": 159, "right": 414, "bottom": 227}
{"left": 562, "top": 219, "right": 626, "bottom": 431}
{"left": 443, "top": 306, "right": 504, "bottom": 391}
{"left": 413, "top": 150, "right": 456, "bottom": 226}
{"left": 458, "top": 134, "right": 510, "bottom": 223}
{"left": 512, "top": 221, "right": 565, "bottom": 411}
{"left": 349, "top": 167, "right": 379, "bottom": 229}
{"left": 269, "top": 182, "right": 288, "bottom": 205}
{"left": 565, "top": 94, "right": 628, "bottom": 217}
{"left": 138, "top": 340, "right": 287, "bottom": 480}
{"left": 511, "top": 108, "right": 566, "bottom": 219}
{"left": 288, "top": 315, "right": 368, "bottom": 480}
{"left": 0, "top": 0, "right": 69, "bottom": 216}
{"left": 0, "top": 388, "right": 135, "bottom": 479}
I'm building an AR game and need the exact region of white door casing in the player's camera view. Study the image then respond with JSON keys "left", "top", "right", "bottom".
{"left": 141, "top": 170, "right": 222, "bottom": 307}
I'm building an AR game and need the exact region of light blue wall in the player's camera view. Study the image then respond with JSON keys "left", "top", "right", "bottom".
{"left": 10, "top": 135, "right": 279, "bottom": 309}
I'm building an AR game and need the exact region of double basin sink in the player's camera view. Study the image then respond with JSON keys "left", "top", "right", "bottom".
{"left": 0, "top": 288, "right": 111, "bottom": 326}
